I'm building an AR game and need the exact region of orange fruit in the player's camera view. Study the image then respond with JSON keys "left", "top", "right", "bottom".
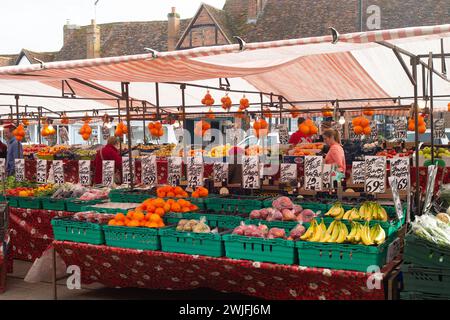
{"left": 360, "top": 117, "right": 369, "bottom": 128}
{"left": 408, "top": 122, "right": 415, "bottom": 131}
{"left": 418, "top": 125, "right": 426, "bottom": 134}
{"left": 363, "top": 126, "right": 372, "bottom": 135}
{"left": 115, "top": 221, "right": 125, "bottom": 226}
{"left": 155, "top": 207, "right": 165, "bottom": 217}
{"left": 198, "top": 187, "right": 208, "bottom": 197}
{"left": 157, "top": 221, "right": 165, "bottom": 228}
{"left": 128, "top": 220, "right": 140, "bottom": 227}
{"left": 108, "top": 220, "right": 117, "bottom": 226}
{"left": 299, "top": 124, "right": 310, "bottom": 135}
{"left": 171, "top": 203, "right": 181, "bottom": 212}
{"left": 174, "top": 186, "right": 184, "bottom": 195}
{"left": 157, "top": 191, "right": 166, "bottom": 198}
{"left": 418, "top": 116, "right": 425, "bottom": 126}
{"left": 154, "top": 198, "right": 165, "bottom": 208}
{"left": 353, "top": 126, "right": 363, "bottom": 135}
{"left": 166, "top": 199, "right": 175, "bottom": 205}
{"left": 309, "top": 126, "right": 318, "bottom": 135}
{"left": 127, "top": 211, "right": 135, "bottom": 219}
{"left": 148, "top": 222, "right": 159, "bottom": 228}
{"left": 166, "top": 192, "right": 175, "bottom": 198}
{"left": 149, "top": 214, "right": 161, "bottom": 223}
{"left": 352, "top": 117, "right": 362, "bottom": 127}
{"left": 182, "top": 206, "right": 191, "bottom": 213}
{"left": 163, "top": 203, "right": 171, "bottom": 213}
{"left": 115, "top": 213, "right": 125, "bottom": 221}
{"left": 124, "top": 218, "right": 131, "bottom": 226}
{"left": 133, "top": 211, "right": 145, "bottom": 221}
{"left": 147, "top": 204, "right": 156, "bottom": 213}
{"left": 192, "top": 191, "right": 200, "bottom": 198}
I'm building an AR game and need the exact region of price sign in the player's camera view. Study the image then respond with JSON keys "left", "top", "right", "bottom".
{"left": 187, "top": 156, "right": 204, "bottom": 189}
{"left": 368, "top": 121, "right": 378, "bottom": 141}
{"left": 226, "top": 128, "right": 241, "bottom": 146}
{"left": 434, "top": 119, "right": 446, "bottom": 139}
{"left": 322, "top": 164, "right": 332, "bottom": 190}
{"left": 332, "top": 122, "right": 344, "bottom": 142}
{"left": 36, "top": 160, "right": 47, "bottom": 183}
{"left": 78, "top": 160, "right": 91, "bottom": 186}
{"left": 102, "top": 160, "right": 115, "bottom": 186}
{"left": 347, "top": 122, "right": 358, "bottom": 141}
{"left": 14, "top": 159, "right": 25, "bottom": 182}
{"left": 388, "top": 176, "right": 404, "bottom": 221}
{"left": 423, "top": 165, "right": 438, "bottom": 215}
{"left": 393, "top": 118, "right": 407, "bottom": 140}
{"left": 175, "top": 128, "right": 184, "bottom": 144}
{"left": 364, "top": 156, "right": 386, "bottom": 193}
{"left": 0, "top": 158, "right": 5, "bottom": 178}
{"left": 122, "top": 157, "right": 135, "bottom": 185}
{"left": 277, "top": 124, "right": 289, "bottom": 145}
{"left": 390, "top": 157, "right": 409, "bottom": 190}
{"left": 168, "top": 157, "right": 182, "bottom": 186}
{"left": 53, "top": 160, "right": 64, "bottom": 184}
{"left": 352, "top": 161, "right": 365, "bottom": 184}
{"left": 242, "top": 156, "right": 260, "bottom": 189}
{"left": 142, "top": 155, "right": 157, "bottom": 186}
{"left": 386, "top": 237, "right": 402, "bottom": 263}
{"left": 101, "top": 126, "right": 111, "bottom": 141}
{"left": 213, "top": 162, "right": 228, "bottom": 184}
{"left": 280, "top": 163, "right": 297, "bottom": 184}
{"left": 304, "top": 156, "right": 323, "bottom": 191}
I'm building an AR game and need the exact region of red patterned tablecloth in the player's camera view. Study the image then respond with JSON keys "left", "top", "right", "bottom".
{"left": 54, "top": 240, "right": 387, "bottom": 300}
{"left": 8, "top": 207, "right": 74, "bottom": 262}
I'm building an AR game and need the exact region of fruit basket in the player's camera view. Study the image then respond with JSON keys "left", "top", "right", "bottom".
{"left": 401, "top": 263, "right": 450, "bottom": 296}
{"left": 103, "top": 225, "right": 164, "bottom": 250}
{"left": 205, "top": 195, "right": 267, "bottom": 214}
{"left": 223, "top": 234, "right": 297, "bottom": 265}
{"left": 164, "top": 212, "right": 245, "bottom": 229}
{"left": 403, "top": 232, "right": 450, "bottom": 269}
{"left": 159, "top": 226, "right": 228, "bottom": 257}
{"left": 17, "top": 197, "right": 42, "bottom": 209}
{"left": 41, "top": 197, "right": 71, "bottom": 211}
{"left": 66, "top": 199, "right": 106, "bottom": 212}
{"left": 51, "top": 218, "right": 104, "bottom": 245}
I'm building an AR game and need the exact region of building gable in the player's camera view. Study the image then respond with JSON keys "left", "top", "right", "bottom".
{"left": 176, "top": 4, "right": 232, "bottom": 50}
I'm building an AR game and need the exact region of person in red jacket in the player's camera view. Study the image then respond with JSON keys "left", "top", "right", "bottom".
{"left": 94, "top": 137, "right": 123, "bottom": 185}
{"left": 288, "top": 118, "right": 312, "bottom": 145}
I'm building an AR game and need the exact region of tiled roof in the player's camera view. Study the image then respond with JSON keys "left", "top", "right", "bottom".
{"left": 20, "top": 49, "right": 56, "bottom": 64}
{"left": 0, "top": 54, "right": 18, "bottom": 67}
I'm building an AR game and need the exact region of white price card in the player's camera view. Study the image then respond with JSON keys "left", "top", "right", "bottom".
{"left": 242, "top": 156, "right": 260, "bottom": 189}
{"left": 14, "top": 159, "right": 25, "bottom": 182}
{"left": 390, "top": 157, "right": 410, "bottom": 190}
{"left": 368, "top": 121, "right": 378, "bottom": 141}
{"left": 304, "top": 156, "right": 323, "bottom": 191}
{"left": 78, "top": 160, "right": 91, "bottom": 186}
{"left": 122, "top": 157, "right": 135, "bottom": 185}
{"left": 187, "top": 156, "right": 204, "bottom": 189}
{"left": 434, "top": 118, "right": 446, "bottom": 139}
{"left": 388, "top": 176, "right": 404, "bottom": 221}
{"left": 36, "top": 159, "right": 47, "bottom": 183}
{"left": 0, "top": 158, "right": 5, "bottom": 178}
{"left": 213, "top": 162, "right": 228, "bottom": 184}
{"left": 423, "top": 165, "right": 438, "bottom": 215}
{"left": 352, "top": 161, "right": 365, "bottom": 185}
{"left": 167, "top": 157, "right": 182, "bottom": 186}
{"left": 277, "top": 124, "right": 289, "bottom": 145}
{"left": 322, "top": 164, "right": 332, "bottom": 190}
{"left": 142, "top": 155, "right": 157, "bottom": 186}
{"left": 393, "top": 118, "right": 407, "bottom": 140}
{"left": 53, "top": 160, "right": 64, "bottom": 184}
{"left": 280, "top": 163, "right": 297, "bottom": 184}
{"left": 364, "top": 156, "right": 386, "bottom": 193}
{"left": 102, "top": 160, "right": 115, "bottom": 186}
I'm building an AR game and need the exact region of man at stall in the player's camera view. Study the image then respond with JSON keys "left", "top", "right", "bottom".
{"left": 93, "top": 136, "right": 123, "bottom": 185}
{"left": 4, "top": 123, "right": 23, "bottom": 176}
{"left": 322, "top": 128, "right": 346, "bottom": 173}
{"left": 288, "top": 118, "right": 312, "bottom": 145}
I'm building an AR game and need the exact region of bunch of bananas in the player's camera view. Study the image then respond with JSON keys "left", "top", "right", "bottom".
{"left": 325, "top": 202, "right": 388, "bottom": 221}
{"left": 300, "top": 219, "right": 386, "bottom": 246}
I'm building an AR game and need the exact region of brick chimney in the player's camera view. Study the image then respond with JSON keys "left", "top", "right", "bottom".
{"left": 86, "top": 19, "right": 100, "bottom": 59}
{"left": 167, "top": 7, "right": 180, "bottom": 51}
{"left": 247, "top": 0, "right": 267, "bottom": 24}
{"left": 63, "top": 19, "right": 80, "bottom": 47}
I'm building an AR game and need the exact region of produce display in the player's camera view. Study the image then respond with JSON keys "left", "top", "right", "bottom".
{"left": 408, "top": 114, "right": 427, "bottom": 134}
{"left": 249, "top": 197, "right": 317, "bottom": 222}
{"left": 194, "top": 120, "right": 211, "bottom": 137}
{"left": 191, "top": 186, "right": 209, "bottom": 198}
{"left": 288, "top": 143, "right": 324, "bottom": 156}
{"left": 221, "top": 94, "right": 232, "bottom": 111}
{"left": 377, "top": 148, "right": 414, "bottom": 158}
{"left": 325, "top": 202, "right": 388, "bottom": 222}
{"left": 13, "top": 124, "right": 26, "bottom": 142}
{"left": 115, "top": 122, "right": 128, "bottom": 137}
{"left": 239, "top": 95, "right": 250, "bottom": 111}
{"left": 232, "top": 223, "right": 286, "bottom": 239}
{"left": 37, "top": 145, "right": 69, "bottom": 158}
{"left": 419, "top": 147, "right": 450, "bottom": 160}
{"left": 5, "top": 184, "right": 54, "bottom": 197}
{"left": 352, "top": 116, "right": 371, "bottom": 135}
{"left": 51, "top": 183, "right": 87, "bottom": 199}
{"left": 298, "top": 119, "right": 319, "bottom": 137}
{"left": 411, "top": 214, "right": 450, "bottom": 247}
{"left": 137, "top": 144, "right": 176, "bottom": 157}
{"left": 23, "top": 144, "right": 47, "bottom": 157}
{"left": 148, "top": 121, "right": 164, "bottom": 138}
{"left": 156, "top": 185, "right": 189, "bottom": 198}
{"left": 176, "top": 217, "right": 212, "bottom": 233}
{"left": 78, "top": 188, "right": 109, "bottom": 201}
{"left": 73, "top": 211, "right": 114, "bottom": 224}
{"left": 253, "top": 119, "right": 269, "bottom": 138}
{"left": 207, "top": 144, "right": 232, "bottom": 158}
{"left": 136, "top": 197, "right": 198, "bottom": 213}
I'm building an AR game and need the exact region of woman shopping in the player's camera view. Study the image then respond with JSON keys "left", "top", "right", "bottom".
{"left": 322, "top": 129, "right": 346, "bottom": 173}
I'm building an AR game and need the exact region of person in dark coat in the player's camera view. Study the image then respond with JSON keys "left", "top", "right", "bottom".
{"left": 0, "top": 140, "right": 7, "bottom": 159}
{"left": 93, "top": 136, "right": 123, "bottom": 184}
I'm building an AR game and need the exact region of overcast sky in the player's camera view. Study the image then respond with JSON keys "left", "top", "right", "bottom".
{"left": 0, "top": 0, "right": 226, "bottom": 54}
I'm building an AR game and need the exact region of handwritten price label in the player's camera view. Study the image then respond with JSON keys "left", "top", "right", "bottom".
{"left": 36, "top": 159, "right": 47, "bottom": 183}
{"left": 364, "top": 156, "right": 386, "bottom": 193}
{"left": 390, "top": 157, "right": 409, "bottom": 190}
{"left": 187, "top": 157, "right": 204, "bottom": 189}
{"left": 142, "top": 156, "right": 157, "bottom": 186}
{"left": 322, "top": 164, "right": 332, "bottom": 190}
{"left": 280, "top": 163, "right": 297, "bottom": 184}
{"left": 304, "top": 156, "right": 323, "bottom": 191}
{"left": 243, "top": 156, "right": 260, "bottom": 189}
{"left": 102, "top": 160, "right": 115, "bottom": 186}
{"left": 352, "top": 161, "right": 365, "bottom": 185}
{"left": 434, "top": 119, "right": 446, "bottom": 139}
{"left": 14, "top": 159, "right": 25, "bottom": 182}
{"left": 0, "top": 158, "right": 5, "bottom": 179}
{"left": 53, "top": 160, "right": 64, "bottom": 184}
{"left": 388, "top": 176, "right": 404, "bottom": 221}
{"left": 213, "top": 162, "right": 228, "bottom": 184}
{"left": 277, "top": 124, "right": 289, "bottom": 145}
{"left": 168, "top": 157, "right": 182, "bottom": 186}
{"left": 122, "top": 157, "right": 135, "bottom": 185}
{"left": 78, "top": 160, "right": 91, "bottom": 186}
{"left": 393, "top": 118, "right": 407, "bottom": 140}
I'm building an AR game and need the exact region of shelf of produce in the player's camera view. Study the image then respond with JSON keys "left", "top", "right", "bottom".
{"left": 53, "top": 240, "right": 393, "bottom": 300}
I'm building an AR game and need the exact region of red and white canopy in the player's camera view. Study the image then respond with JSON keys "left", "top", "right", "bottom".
{"left": 0, "top": 24, "right": 449, "bottom": 115}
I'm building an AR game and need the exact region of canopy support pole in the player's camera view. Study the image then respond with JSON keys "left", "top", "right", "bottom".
{"left": 15, "top": 95, "right": 19, "bottom": 126}
{"left": 411, "top": 56, "right": 420, "bottom": 217}
{"left": 156, "top": 83, "right": 161, "bottom": 120}
{"left": 142, "top": 102, "right": 147, "bottom": 144}
{"left": 429, "top": 53, "right": 435, "bottom": 165}
{"left": 181, "top": 84, "right": 187, "bottom": 167}
{"left": 121, "top": 82, "right": 134, "bottom": 189}
{"left": 37, "top": 107, "right": 42, "bottom": 144}
{"left": 71, "top": 78, "right": 123, "bottom": 99}
{"left": 117, "top": 99, "right": 122, "bottom": 156}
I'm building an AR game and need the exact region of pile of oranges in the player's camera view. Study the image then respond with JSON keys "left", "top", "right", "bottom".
{"left": 13, "top": 124, "right": 26, "bottom": 142}
{"left": 201, "top": 92, "right": 215, "bottom": 106}
{"left": 298, "top": 119, "right": 319, "bottom": 137}
{"left": 253, "top": 119, "right": 269, "bottom": 138}
{"left": 41, "top": 124, "right": 56, "bottom": 137}
{"left": 156, "top": 185, "right": 189, "bottom": 198}
{"left": 363, "top": 108, "right": 375, "bottom": 116}
{"left": 352, "top": 116, "right": 371, "bottom": 135}
{"left": 115, "top": 122, "right": 128, "bottom": 137}
{"left": 221, "top": 95, "right": 232, "bottom": 111}
{"left": 194, "top": 120, "right": 211, "bottom": 137}
{"left": 107, "top": 210, "right": 165, "bottom": 228}
{"left": 239, "top": 96, "right": 250, "bottom": 111}
{"left": 79, "top": 123, "right": 92, "bottom": 141}
{"left": 191, "top": 186, "right": 209, "bottom": 198}
{"left": 137, "top": 197, "right": 198, "bottom": 214}
{"left": 407, "top": 115, "right": 426, "bottom": 134}
{"left": 148, "top": 121, "right": 164, "bottom": 138}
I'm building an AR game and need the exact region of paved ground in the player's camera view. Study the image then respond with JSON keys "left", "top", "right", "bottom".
{"left": 1, "top": 260, "right": 257, "bottom": 300}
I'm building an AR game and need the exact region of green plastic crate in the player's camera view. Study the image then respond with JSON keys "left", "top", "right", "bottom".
{"left": 262, "top": 198, "right": 328, "bottom": 213}
{"left": 164, "top": 212, "right": 244, "bottom": 229}
{"left": 109, "top": 189, "right": 154, "bottom": 203}
{"left": 205, "top": 195, "right": 266, "bottom": 214}
{"left": 6, "top": 196, "right": 19, "bottom": 207}
{"left": 404, "top": 233, "right": 450, "bottom": 269}
{"left": 66, "top": 199, "right": 106, "bottom": 212}
{"left": 296, "top": 239, "right": 390, "bottom": 272}
{"left": 51, "top": 218, "right": 104, "bottom": 245}
{"left": 159, "top": 226, "right": 227, "bottom": 257}
{"left": 17, "top": 197, "right": 42, "bottom": 209}
{"left": 402, "top": 264, "right": 450, "bottom": 296}
{"left": 400, "top": 291, "right": 450, "bottom": 300}
{"left": 41, "top": 197, "right": 69, "bottom": 211}
{"left": 244, "top": 219, "right": 310, "bottom": 231}
{"left": 223, "top": 234, "right": 297, "bottom": 265}
{"left": 103, "top": 225, "right": 162, "bottom": 250}
{"left": 81, "top": 205, "right": 134, "bottom": 215}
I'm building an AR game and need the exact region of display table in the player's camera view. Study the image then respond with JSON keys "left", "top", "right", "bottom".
{"left": 53, "top": 240, "right": 389, "bottom": 300}
{"left": 8, "top": 207, "right": 74, "bottom": 262}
